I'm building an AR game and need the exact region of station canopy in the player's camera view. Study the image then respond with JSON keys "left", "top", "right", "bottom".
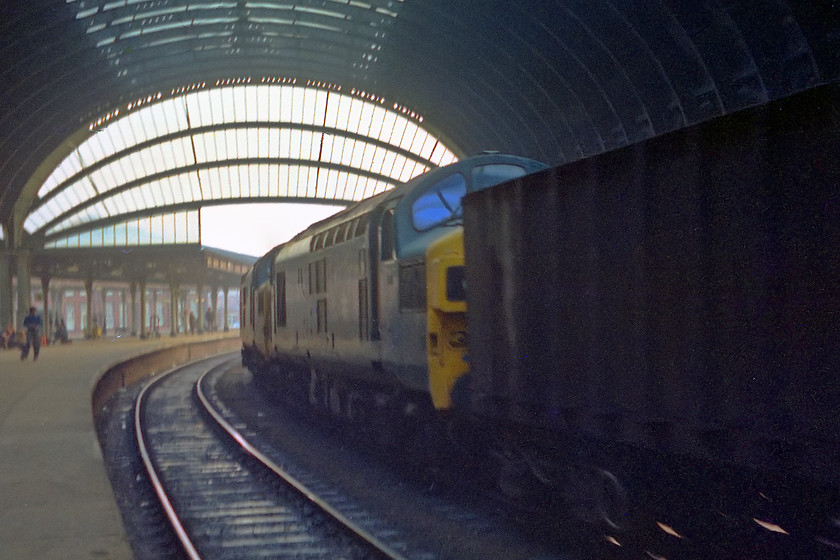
{"left": 1, "top": 1, "right": 838, "bottom": 250}
{"left": 24, "top": 81, "right": 457, "bottom": 249}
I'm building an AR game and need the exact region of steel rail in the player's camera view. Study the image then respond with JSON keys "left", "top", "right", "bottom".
{"left": 134, "top": 366, "right": 203, "bottom": 560}
{"left": 195, "top": 369, "right": 409, "bottom": 560}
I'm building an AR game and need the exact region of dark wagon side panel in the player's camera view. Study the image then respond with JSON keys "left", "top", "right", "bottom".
{"left": 463, "top": 83, "right": 840, "bottom": 487}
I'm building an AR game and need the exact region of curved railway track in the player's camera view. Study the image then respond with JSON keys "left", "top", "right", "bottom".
{"left": 118, "top": 355, "right": 581, "bottom": 559}
{"left": 134, "top": 355, "right": 407, "bottom": 560}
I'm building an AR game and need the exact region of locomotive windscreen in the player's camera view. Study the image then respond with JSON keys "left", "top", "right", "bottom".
{"left": 411, "top": 164, "right": 532, "bottom": 232}
{"left": 411, "top": 173, "right": 467, "bottom": 231}
{"left": 471, "top": 164, "right": 529, "bottom": 190}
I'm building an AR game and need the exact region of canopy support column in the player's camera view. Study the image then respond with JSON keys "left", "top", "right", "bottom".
{"left": 0, "top": 251, "right": 12, "bottom": 330}
{"left": 16, "top": 250, "right": 31, "bottom": 329}
{"left": 84, "top": 278, "right": 93, "bottom": 338}
{"left": 169, "top": 283, "right": 179, "bottom": 337}
{"left": 130, "top": 281, "right": 138, "bottom": 336}
{"left": 196, "top": 282, "right": 204, "bottom": 334}
{"left": 210, "top": 286, "right": 219, "bottom": 332}
{"left": 223, "top": 286, "right": 229, "bottom": 332}
{"left": 139, "top": 281, "right": 147, "bottom": 339}
{"left": 41, "top": 275, "right": 50, "bottom": 342}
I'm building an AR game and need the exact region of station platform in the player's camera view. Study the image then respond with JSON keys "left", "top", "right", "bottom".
{"left": 0, "top": 331, "right": 239, "bottom": 560}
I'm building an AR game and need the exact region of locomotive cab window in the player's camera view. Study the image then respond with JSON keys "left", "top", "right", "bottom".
{"left": 411, "top": 173, "right": 467, "bottom": 231}
{"left": 338, "top": 221, "right": 351, "bottom": 243}
{"left": 353, "top": 213, "right": 369, "bottom": 238}
{"left": 324, "top": 226, "right": 340, "bottom": 248}
{"left": 471, "top": 164, "right": 528, "bottom": 190}
{"left": 380, "top": 208, "right": 396, "bottom": 261}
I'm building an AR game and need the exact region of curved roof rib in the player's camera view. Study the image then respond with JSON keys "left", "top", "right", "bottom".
{"left": 23, "top": 82, "right": 457, "bottom": 246}
{"left": 1, "top": 0, "right": 838, "bottom": 244}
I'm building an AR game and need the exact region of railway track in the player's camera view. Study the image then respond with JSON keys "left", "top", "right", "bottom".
{"left": 134, "top": 355, "right": 408, "bottom": 560}
{"left": 120, "top": 355, "right": 578, "bottom": 559}
{"left": 109, "top": 351, "right": 839, "bottom": 560}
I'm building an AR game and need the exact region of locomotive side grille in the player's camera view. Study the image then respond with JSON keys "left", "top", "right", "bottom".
{"left": 309, "top": 258, "right": 327, "bottom": 294}
{"left": 399, "top": 259, "right": 426, "bottom": 311}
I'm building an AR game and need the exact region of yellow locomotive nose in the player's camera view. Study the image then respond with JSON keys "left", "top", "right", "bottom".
{"left": 426, "top": 228, "right": 468, "bottom": 410}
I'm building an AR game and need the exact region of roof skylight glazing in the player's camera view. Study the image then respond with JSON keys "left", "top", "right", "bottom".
{"left": 75, "top": 0, "right": 400, "bottom": 82}
{"left": 45, "top": 210, "right": 200, "bottom": 249}
{"left": 26, "top": 82, "right": 457, "bottom": 243}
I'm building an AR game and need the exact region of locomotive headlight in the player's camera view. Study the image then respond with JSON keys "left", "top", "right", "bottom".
{"left": 428, "top": 254, "right": 466, "bottom": 314}
{"left": 448, "top": 330, "right": 467, "bottom": 348}
{"left": 446, "top": 265, "right": 466, "bottom": 302}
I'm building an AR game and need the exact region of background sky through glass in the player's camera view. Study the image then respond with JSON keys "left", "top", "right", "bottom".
{"left": 29, "top": 82, "right": 457, "bottom": 252}
{"left": 200, "top": 202, "right": 345, "bottom": 256}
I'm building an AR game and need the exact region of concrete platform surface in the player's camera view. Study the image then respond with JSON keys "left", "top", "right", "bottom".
{"left": 0, "top": 332, "right": 238, "bottom": 560}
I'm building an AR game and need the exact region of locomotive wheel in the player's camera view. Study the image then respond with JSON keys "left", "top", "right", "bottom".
{"left": 497, "top": 453, "right": 536, "bottom": 501}
{"left": 565, "top": 466, "right": 629, "bottom": 530}
{"left": 328, "top": 383, "right": 346, "bottom": 417}
{"left": 594, "top": 469, "right": 629, "bottom": 530}
{"left": 492, "top": 442, "right": 546, "bottom": 503}
{"left": 308, "top": 367, "right": 328, "bottom": 411}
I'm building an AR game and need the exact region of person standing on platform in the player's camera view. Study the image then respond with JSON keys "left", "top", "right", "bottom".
{"left": 1, "top": 324, "right": 14, "bottom": 349}
{"left": 21, "top": 306, "right": 43, "bottom": 361}
{"left": 54, "top": 319, "right": 69, "bottom": 344}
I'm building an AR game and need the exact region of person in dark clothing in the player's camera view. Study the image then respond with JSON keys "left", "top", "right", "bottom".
{"left": 54, "top": 319, "right": 69, "bottom": 344}
{"left": 22, "top": 307, "right": 43, "bottom": 361}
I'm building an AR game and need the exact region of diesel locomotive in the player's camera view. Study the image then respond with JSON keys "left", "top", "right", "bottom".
{"left": 240, "top": 154, "right": 547, "bottom": 428}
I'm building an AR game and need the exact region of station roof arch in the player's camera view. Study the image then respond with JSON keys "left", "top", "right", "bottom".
{"left": 1, "top": 0, "right": 838, "bottom": 249}
{"left": 24, "top": 81, "right": 457, "bottom": 249}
